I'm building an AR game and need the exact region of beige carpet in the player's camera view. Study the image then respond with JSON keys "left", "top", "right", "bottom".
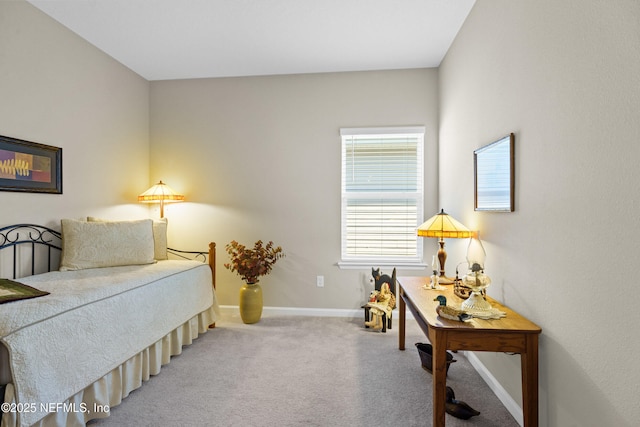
{"left": 89, "top": 313, "right": 519, "bottom": 426}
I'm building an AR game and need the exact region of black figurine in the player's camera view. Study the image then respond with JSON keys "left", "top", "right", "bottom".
{"left": 445, "top": 386, "right": 481, "bottom": 420}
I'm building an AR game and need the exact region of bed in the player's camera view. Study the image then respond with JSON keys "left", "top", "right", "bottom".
{"left": 0, "top": 220, "right": 219, "bottom": 427}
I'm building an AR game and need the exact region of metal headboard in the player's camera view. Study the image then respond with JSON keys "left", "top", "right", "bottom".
{"left": 0, "top": 224, "right": 62, "bottom": 279}
{"left": 167, "top": 247, "right": 208, "bottom": 263}
{"left": 0, "top": 224, "right": 214, "bottom": 283}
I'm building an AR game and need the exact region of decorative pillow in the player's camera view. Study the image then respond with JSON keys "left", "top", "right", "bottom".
{"left": 60, "top": 219, "right": 155, "bottom": 271}
{"left": 87, "top": 217, "right": 168, "bottom": 260}
{"left": 151, "top": 218, "right": 168, "bottom": 260}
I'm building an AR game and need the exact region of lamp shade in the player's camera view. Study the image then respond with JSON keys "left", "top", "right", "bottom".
{"left": 138, "top": 180, "right": 185, "bottom": 203}
{"left": 417, "top": 209, "right": 472, "bottom": 239}
{"left": 138, "top": 180, "right": 184, "bottom": 218}
{"left": 466, "top": 236, "right": 487, "bottom": 271}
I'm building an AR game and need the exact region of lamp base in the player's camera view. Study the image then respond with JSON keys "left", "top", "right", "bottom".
{"left": 461, "top": 292, "right": 492, "bottom": 311}
{"left": 437, "top": 275, "right": 455, "bottom": 285}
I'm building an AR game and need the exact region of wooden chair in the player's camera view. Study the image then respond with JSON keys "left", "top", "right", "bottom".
{"left": 363, "top": 306, "right": 392, "bottom": 332}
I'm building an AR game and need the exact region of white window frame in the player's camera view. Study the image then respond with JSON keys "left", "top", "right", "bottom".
{"left": 339, "top": 126, "right": 425, "bottom": 268}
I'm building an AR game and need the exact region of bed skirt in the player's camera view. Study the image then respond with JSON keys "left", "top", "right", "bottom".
{"left": 1, "top": 306, "right": 215, "bottom": 427}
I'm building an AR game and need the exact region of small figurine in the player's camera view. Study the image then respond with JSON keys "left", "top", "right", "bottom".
{"left": 368, "top": 290, "right": 379, "bottom": 303}
{"left": 434, "top": 295, "right": 472, "bottom": 322}
{"left": 365, "top": 282, "right": 396, "bottom": 331}
{"left": 364, "top": 268, "right": 397, "bottom": 331}
{"left": 428, "top": 255, "right": 445, "bottom": 290}
{"left": 445, "top": 386, "right": 481, "bottom": 420}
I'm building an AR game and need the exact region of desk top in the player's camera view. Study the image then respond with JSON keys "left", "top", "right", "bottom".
{"left": 398, "top": 276, "right": 541, "bottom": 334}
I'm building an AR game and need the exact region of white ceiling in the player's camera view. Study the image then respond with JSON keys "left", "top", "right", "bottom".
{"left": 26, "top": 0, "right": 475, "bottom": 81}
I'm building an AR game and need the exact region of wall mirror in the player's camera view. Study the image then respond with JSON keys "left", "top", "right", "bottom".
{"left": 474, "top": 133, "right": 514, "bottom": 212}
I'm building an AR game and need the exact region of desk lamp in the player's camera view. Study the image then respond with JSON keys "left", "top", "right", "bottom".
{"left": 417, "top": 209, "right": 472, "bottom": 284}
{"left": 138, "top": 180, "right": 185, "bottom": 218}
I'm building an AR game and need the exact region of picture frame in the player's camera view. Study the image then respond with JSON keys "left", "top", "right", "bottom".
{"left": 0, "top": 135, "right": 62, "bottom": 194}
{"left": 474, "top": 133, "right": 514, "bottom": 212}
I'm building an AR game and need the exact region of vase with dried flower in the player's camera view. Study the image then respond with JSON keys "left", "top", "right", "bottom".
{"left": 224, "top": 240, "right": 284, "bottom": 324}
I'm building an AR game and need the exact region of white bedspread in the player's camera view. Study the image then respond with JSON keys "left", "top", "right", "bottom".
{"left": 0, "top": 260, "right": 217, "bottom": 427}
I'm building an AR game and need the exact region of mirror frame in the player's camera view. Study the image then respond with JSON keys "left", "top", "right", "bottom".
{"left": 474, "top": 133, "right": 515, "bottom": 212}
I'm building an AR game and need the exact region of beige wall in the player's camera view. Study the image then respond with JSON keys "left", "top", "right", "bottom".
{"left": 149, "top": 70, "right": 439, "bottom": 309}
{"left": 0, "top": 1, "right": 150, "bottom": 228}
{"left": 439, "top": 0, "right": 640, "bottom": 425}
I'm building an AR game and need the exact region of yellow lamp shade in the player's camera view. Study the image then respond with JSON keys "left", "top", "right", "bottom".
{"left": 417, "top": 209, "right": 472, "bottom": 239}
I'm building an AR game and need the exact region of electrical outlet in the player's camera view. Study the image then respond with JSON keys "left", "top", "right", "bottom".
{"left": 316, "top": 275, "right": 324, "bottom": 287}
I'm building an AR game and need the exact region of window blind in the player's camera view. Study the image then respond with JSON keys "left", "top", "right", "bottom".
{"left": 341, "top": 127, "right": 424, "bottom": 264}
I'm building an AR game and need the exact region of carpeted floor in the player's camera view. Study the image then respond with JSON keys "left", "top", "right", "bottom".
{"left": 89, "top": 313, "right": 519, "bottom": 426}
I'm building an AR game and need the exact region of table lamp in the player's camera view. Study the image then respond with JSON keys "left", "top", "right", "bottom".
{"left": 459, "top": 235, "right": 506, "bottom": 319}
{"left": 417, "top": 209, "right": 473, "bottom": 284}
{"left": 460, "top": 236, "right": 492, "bottom": 311}
{"left": 138, "top": 180, "right": 185, "bottom": 218}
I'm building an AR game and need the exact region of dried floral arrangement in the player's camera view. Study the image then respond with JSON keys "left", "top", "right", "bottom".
{"left": 224, "top": 240, "right": 284, "bottom": 284}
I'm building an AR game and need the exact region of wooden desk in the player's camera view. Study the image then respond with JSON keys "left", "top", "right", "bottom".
{"left": 398, "top": 277, "right": 541, "bottom": 427}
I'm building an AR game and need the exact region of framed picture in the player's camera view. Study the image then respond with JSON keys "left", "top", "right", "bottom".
{"left": 0, "top": 135, "right": 62, "bottom": 194}
{"left": 474, "top": 133, "right": 514, "bottom": 212}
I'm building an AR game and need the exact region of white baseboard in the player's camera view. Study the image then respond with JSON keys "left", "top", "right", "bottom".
{"left": 463, "top": 351, "right": 524, "bottom": 427}
{"left": 219, "top": 305, "right": 414, "bottom": 319}
{"left": 219, "top": 305, "right": 362, "bottom": 317}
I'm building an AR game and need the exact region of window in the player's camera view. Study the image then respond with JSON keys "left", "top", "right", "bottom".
{"left": 340, "top": 127, "right": 424, "bottom": 267}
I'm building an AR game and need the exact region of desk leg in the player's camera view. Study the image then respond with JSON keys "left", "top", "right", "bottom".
{"left": 399, "top": 288, "right": 406, "bottom": 350}
{"left": 521, "top": 334, "right": 539, "bottom": 427}
{"left": 432, "top": 329, "right": 447, "bottom": 427}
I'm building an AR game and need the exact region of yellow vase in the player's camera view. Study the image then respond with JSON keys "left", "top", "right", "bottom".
{"left": 239, "top": 282, "right": 263, "bottom": 324}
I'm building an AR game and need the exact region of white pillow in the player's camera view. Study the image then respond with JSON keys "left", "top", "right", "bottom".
{"left": 60, "top": 219, "right": 155, "bottom": 271}
{"left": 87, "top": 217, "right": 168, "bottom": 260}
